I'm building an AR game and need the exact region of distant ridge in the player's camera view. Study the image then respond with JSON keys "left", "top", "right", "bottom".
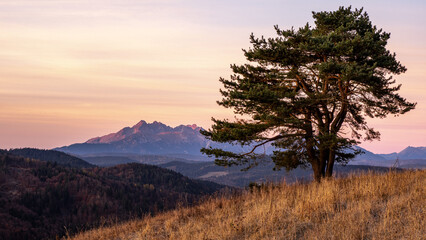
{"left": 386, "top": 146, "right": 426, "bottom": 160}
{"left": 352, "top": 146, "right": 426, "bottom": 168}
{"left": 8, "top": 148, "right": 94, "bottom": 168}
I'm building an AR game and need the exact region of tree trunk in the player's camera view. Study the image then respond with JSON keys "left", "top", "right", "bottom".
{"left": 312, "top": 151, "right": 328, "bottom": 182}
{"left": 325, "top": 148, "right": 335, "bottom": 177}
{"left": 312, "top": 164, "right": 322, "bottom": 182}
{"left": 311, "top": 159, "right": 322, "bottom": 182}
{"left": 319, "top": 148, "right": 328, "bottom": 178}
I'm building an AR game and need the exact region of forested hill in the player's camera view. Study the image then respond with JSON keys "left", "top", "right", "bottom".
{"left": 8, "top": 148, "right": 94, "bottom": 168}
{"left": 0, "top": 152, "right": 226, "bottom": 240}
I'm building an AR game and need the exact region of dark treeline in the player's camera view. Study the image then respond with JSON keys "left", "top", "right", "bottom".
{"left": 0, "top": 152, "right": 225, "bottom": 240}
{"left": 8, "top": 148, "right": 94, "bottom": 168}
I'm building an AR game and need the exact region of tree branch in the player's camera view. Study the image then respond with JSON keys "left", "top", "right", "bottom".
{"left": 240, "top": 133, "right": 302, "bottom": 156}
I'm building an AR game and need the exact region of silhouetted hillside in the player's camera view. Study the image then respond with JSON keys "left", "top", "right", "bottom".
{"left": 0, "top": 152, "right": 225, "bottom": 240}
{"left": 8, "top": 148, "right": 94, "bottom": 168}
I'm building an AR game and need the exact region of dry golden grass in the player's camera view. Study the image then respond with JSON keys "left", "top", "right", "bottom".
{"left": 69, "top": 170, "right": 425, "bottom": 240}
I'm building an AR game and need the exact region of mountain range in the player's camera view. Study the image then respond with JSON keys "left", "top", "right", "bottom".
{"left": 351, "top": 146, "right": 426, "bottom": 168}
{"left": 378, "top": 146, "right": 426, "bottom": 160}
{"left": 56, "top": 120, "right": 425, "bottom": 168}
{"left": 56, "top": 120, "right": 209, "bottom": 155}
{"left": 56, "top": 120, "right": 270, "bottom": 156}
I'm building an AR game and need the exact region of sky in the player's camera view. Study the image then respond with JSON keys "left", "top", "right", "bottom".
{"left": 0, "top": 0, "right": 425, "bottom": 153}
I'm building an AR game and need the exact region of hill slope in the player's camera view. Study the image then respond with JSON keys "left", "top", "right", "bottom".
{"left": 69, "top": 170, "right": 425, "bottom": 240}
{"left": 0, "top": 152, "right": 225, "bottom": 240}
{"left": 8, "top": 148, "right": 94, "bottom": 168}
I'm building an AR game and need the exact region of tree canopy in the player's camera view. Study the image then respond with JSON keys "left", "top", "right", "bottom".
{"left": 201, "top": 6, "right": 416, "bottom": 182}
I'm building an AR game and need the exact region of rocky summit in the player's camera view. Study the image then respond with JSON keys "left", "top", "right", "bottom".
{"left": 56, "top": 121, "right": 209, "bottom": 155}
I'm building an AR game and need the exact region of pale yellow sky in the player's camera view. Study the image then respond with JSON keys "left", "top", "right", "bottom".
{"left": 0, "top": 0, "right": 425, "bottom": 153}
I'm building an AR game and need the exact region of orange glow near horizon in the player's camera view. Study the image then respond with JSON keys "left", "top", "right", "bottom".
{"left": 0, "top": 1, "right": 425, "bottom": 153}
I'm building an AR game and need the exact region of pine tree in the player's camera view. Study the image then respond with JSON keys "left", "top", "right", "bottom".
{"left": 201, "top": 6, "right": 415, "bottom": 182}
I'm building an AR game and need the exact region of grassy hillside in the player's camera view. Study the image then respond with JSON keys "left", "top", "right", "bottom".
{"left": 69, "top": 170, "right": 425, "bottom": 240}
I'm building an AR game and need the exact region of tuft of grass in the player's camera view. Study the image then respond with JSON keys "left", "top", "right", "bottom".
{"left": 68, "top": 170, "right": 425, "bottom": 240}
